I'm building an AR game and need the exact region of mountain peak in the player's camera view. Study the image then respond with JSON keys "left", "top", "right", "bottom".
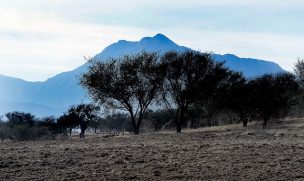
{"left": 153, "top": 33, "right": 170, "bottom": 40}
{"left": 96, "top": 34, "right": 187, "bottom": 59}
{"left": 139, "top": 33, "right": 173, "bottom": 43}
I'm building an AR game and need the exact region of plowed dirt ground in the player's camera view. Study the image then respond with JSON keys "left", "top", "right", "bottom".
{"left": 1, "top": 119, "right": 304, "bottom": 180}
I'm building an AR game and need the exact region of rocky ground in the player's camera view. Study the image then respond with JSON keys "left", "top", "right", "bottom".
{"left": 1, "top": 119, "right": 304, "bottom": 180}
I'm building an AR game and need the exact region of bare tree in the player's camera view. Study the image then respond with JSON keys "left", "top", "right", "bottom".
{"left": 294, "top": 58, "right": 304, "bottom": 87}
{"left": 293, "top": 58, "right": 304, "bottom": 117}
{"left": 81, "top": 52, "right": 166, "bottom": 134}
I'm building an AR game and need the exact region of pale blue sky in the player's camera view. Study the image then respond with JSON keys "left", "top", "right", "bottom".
{"left": 0, "top": 0, "right": 303, "bottom": 81}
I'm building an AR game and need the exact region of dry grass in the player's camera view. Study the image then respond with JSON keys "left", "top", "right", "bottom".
{"left": 1, "top": 119, "right": 304, "bottom": 180}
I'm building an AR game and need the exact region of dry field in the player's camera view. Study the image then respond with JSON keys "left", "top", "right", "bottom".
{"left": 2, "top": 119, "right": 304, "bottom": 180}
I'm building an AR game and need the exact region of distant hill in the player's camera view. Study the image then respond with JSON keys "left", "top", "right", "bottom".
{"left": 0, "top": 34, "right": 286, "bottom": 117}
{"left": 213, "top": 54, "right": 285, "bottom": 77}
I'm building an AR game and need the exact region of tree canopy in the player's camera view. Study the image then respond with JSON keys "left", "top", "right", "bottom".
{"left": 247, "top": 73, "right": 299, "bottom": 127}
{"left": 81, "top": 52, "right": 166, "bottom": 134}
{"left": 161, "top": 51, "right": 245, "bottom": 132}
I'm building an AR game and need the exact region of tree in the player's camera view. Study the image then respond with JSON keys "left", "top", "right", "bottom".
{"left": 57, "top": 104, "right": 100, "bottom": 138}
{"left": 81, "top": 52, "right": 166, "bottom": 134}
{"left": 4, "top": 112, "right": 56, "bottom": 141}
{"left": 149, "top": 109, "right": 174, "bottom": 131}
{"left": 161, "top": 51, "right": 240, "bottom": 133}
{"left": 5, "top": 111, "right": 36, "bottom": 128}
{"left": 102, "top": 113, "right": 131, "bottom": 134}
{"left": 75, "top": 104, "right": 100, "bottom": 138}
{"left": 293, "top": 58, "right": 304, "bottom": 117}
{"left": 0, "top": 118, "right": 10, "bottom": 142}
{"left": 228, "top": 81, "right": 251, "bottom": 127}
{"left": 217, "top": 72, "right": 249, "bottom": 127}
{"left": 37, "top": 116, "right": 59, "bottom": 137}
{"left": 57, "top": 112, "right": 78, "bottom": 136}
{"left": 247, "top": 73, "right": 299, "bottom": 128}
{"left": 196, "top": 62, "right": 246, "bottom": 127}
{"left": 294, "top": 58, "right": 304, "bottom": 87}
{"left": 88, "top": 119, "right": 100, "bottom": 133}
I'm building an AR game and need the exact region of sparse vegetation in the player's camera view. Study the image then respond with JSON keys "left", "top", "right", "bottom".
{"left": 0, "top": 51, "right": 302, "bottom": 139}
{"left": 1, "top": 112, "right": 55, "bottom": 141}
{"left": 1, "top": 51, "right": 304, "bottom": 180}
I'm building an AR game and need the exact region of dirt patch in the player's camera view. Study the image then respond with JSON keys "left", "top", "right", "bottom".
{"left": 1, "top": 121, "right": 304, "bottom": 180}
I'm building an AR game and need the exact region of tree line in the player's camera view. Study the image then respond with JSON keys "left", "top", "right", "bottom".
{"left": 0, "top": 51, "right": 303, "bottom": 141}
{"left": 0, "top": 105, "right": 99, "bottom": 141}
{"left": 80, "top": 51, "right": 303, "bottom": 134}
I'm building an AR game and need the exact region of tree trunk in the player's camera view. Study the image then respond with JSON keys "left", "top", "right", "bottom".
{"left": 131, "top": 116, "right": 137, "bottom": 135}
{"left": 176, "top": 109, "right": 185, "bottom": 133}
{"left": 134, "top": 125, "right": 140, "bottom": 135}
{"left": 131, "top": 116, "right": 141, "bottom": 135}
{"left": 176, "top": 121, "right": 182, "bottom": 133}
{"left": 263, "top": 119, "right": 267, "bottom": 129}
{"left": 80, "top": 128, "right": 85, "bottom": 138}
{"left": 79, "top": 133, "right": 85, "bottom": 138}
{"left": 243, "top": 120, "right": 248, "bottom": 127}
{"left": 262, "top": 115, "right": 269, "bottom": 128}
{"left": 69, "top": 128, "right": 72, "bottom": 136}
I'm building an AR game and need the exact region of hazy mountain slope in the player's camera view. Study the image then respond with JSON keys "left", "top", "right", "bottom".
{"left": 0, "top": 34, "right": 286, "bottom": 117}
{"left": 0, "top": 75, "right": 41, "bottom": 102}
{"left": 0, "top": 101, "right": 63, "bottom": 117}
{"left": 213, "top": 54, "right": 285, "bottom": 77}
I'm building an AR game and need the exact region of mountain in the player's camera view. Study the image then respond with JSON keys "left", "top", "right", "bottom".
{"left": 0, "top": 34, "right": 286, "bottom": 117}
{"left": 213, "top": 54, "right": 285, "bottom": 77}
{"left": 94, "top": 34, "right": 188, "bottom": 60}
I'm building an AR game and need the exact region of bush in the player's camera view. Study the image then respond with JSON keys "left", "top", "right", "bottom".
{"left": 149, "top": 110, "right": 175, "bottom": 131}
{"left": 101, "top": 113, "right": 132, "bottom": 134}
{"left": 9, "top": 125, "right": 53, "bottom": 141}
{"left": 0, "top": 125, "right": 11, "bottom": 142}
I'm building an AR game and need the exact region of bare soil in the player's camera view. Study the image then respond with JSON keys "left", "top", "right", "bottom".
{"left": 2, "top": 119, "right": 304, "bottom": 180}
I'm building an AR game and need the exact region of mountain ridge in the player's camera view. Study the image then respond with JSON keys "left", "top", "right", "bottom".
{"left": 0, "top": 34, "right": 286, "bottom": 117}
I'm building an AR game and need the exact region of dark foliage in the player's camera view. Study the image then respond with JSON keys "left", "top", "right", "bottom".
{"left": 57, "top": 104, "right": 100, "bottom": 138}
{"left": 161, "top": 51, "right": 245, "bottom": 132}
{"left": 81, "top": 52, "right": 166, "bottom": 134}
{"left": 293, "top": 59, "right": 304, "bottom": 117}
{"left": 57, "top": 112, "right": 79, "bottom": 136}
{"left": 0, "top": 120, "right": 10, "bottom": 142}
{"left": 294, "top": 58, "right": 304, "bottom": 87}
{"left": 6, "top": 111, "right": 36, "bottom": 128}
{"left": 2, "top": 112, "right": 54, "bottom": 141}
{"left": 101, "top": 113, "right": 132, "bottom": 134}
{"left": 37, "top": 116, "right": 60, "bottom": 137}
{"left": 149, "top": 109, "right": 175, "bottom": 131}
{"left": 246, "top": 73, "right": 299, "bottom": 127}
